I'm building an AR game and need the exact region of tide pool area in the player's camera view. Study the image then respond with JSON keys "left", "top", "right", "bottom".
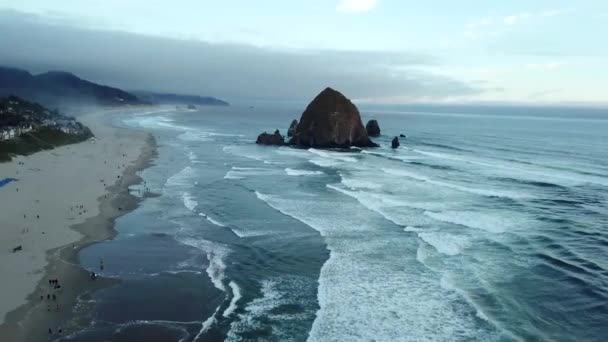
{"left": 0, "top": 178, "right": 18, "bottom": 188}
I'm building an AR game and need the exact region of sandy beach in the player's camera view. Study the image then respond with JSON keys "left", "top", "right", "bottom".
{"left": 0, "top": 109, "right": 156, "bottom": 341}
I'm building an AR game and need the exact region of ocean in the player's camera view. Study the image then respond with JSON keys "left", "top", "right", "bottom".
{"left": 67, "top": 104, "right": 608, "bottom": 341}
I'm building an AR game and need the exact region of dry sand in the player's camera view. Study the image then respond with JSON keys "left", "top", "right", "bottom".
{"left": 0, "top": 109, "right": 156, "bottom": 341}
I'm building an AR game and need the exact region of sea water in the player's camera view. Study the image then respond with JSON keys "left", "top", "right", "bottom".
{"left": 70, "top": 104, "right": 608, "bottom": 341}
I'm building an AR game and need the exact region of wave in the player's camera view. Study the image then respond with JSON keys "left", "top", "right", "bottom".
{"left": 176, "top": 236, "right": 229, "bottom": 293}
{"left": 340, "top": 177, "right": 382, "bottom": 190}
{"left": 382, "top": 168, "right": 532, "bottom": 199}
{"left": 285, "top": 168, "right": 324, "bottom": 176}
{"left": 424, "top": 210, "right": 523, "bottom": 234}
{"left": 165, "top": 166, "right": 197, "bottom": 187}
{"left": 182, "top": 192, "right": 198, "bottom": 211}
{"left": 326, "top": 184, "right": 447, "bottom": 226}
{"left": 193, "top": 305, "right": 221, "bottom": 341}
{"left": 492, "top": 177, "right": 565, "bottom": 189}
{"left": 418, "top": 142, "right": 471, "bottom": 152}
{"left": 224, "top": 167, "right": 282, "bottom": 180}
{"left": 227, "top": 276, "right": 315, "bottom": 342}
{"left": 178, "top": 130, "right": 214, "bottom": 142}
{"left": 198, "top": 213, "right": 226, "bottom": 227}
{"left": 308, "top": 148, "right": 358, "bottom": 162}
{"left": 418, "top": 232, "right": 471, "bottom": 256}
{"left": 308, "top": 158, "right": 343, "bottom": 168}
{"left": 223, "top": 281, "right": 243, "bottom": 317}
{"left": 168, "top": 233, "right": 231, "bottom": 342}
{"left": 254, "top": 191, "right": 492, "bottom": 341}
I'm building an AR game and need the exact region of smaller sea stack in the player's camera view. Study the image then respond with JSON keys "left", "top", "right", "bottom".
{"left": 391, "top": 136, "right": 400, "bottom": 149}
{"left": 256, "top": 129, "right": 285, "bottom": 146}
{"left": 366, "top": 120, "right": 381, "bottom": 136}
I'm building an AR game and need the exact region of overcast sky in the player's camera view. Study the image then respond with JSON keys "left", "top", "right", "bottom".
{"left": 0, "top": 0, "right": 607, "bottom": 104}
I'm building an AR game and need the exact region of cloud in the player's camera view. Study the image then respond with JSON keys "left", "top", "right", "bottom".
{"left": 465, "top": 17, "right": 493, "bottom": 30}
{"left": 524, "top": 62, "right": 564, "bottom": 70}
{"left": 503, "top": 12, "right": 531, "bottom": 25}
{"left": 527, "top": 88, "right": 563, "bottom": 99}
{"left": 0, "top": 10, "right": 478, "bottom": 103}
{"left": 540, "top": 9, "right": 571, "bottom": 17}
{"left": 336, "top": 0, "right": 379, "bottom": 13}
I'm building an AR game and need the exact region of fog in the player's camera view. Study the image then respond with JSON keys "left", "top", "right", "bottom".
{"left": 0, "top": 10, "right": 480, "bottom": 103}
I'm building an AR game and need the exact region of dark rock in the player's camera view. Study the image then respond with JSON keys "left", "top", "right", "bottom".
{"left": 399, "top": 134, "right": 406, "bottom": 138}
{"left": 287, "top": 119, "right": 298, "bottom": 137}
{"left": 391, "top": 136, "right": 400, "bottom": 149}
{"left": 366, "top": 120, "right": 381, "bottom": 136}
{"left": 289, "top": 87, "right": 378, "bottom": 148}
{"left": 256, "top": 129, "right": 285, "bottom": 146}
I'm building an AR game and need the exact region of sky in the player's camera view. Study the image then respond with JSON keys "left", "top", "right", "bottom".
{"left": 0, "top": 0, "right": 607, "bottom": 105}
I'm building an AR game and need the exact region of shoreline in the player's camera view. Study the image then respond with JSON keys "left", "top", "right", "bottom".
{"left": 0, "top": 112, "right": 157, "bottom": 341}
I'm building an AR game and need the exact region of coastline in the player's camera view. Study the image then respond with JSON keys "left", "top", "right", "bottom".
{"left": 0, "top": 110, "right": 157, "bottom": 341}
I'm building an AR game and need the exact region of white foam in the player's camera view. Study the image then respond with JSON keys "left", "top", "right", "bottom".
{"left": 326, "top": 184, "right": 439, "bottom": 227}
{"left": 440, "top": 275, "right": 490, "bottom": 323}
{"left": 226, "top": 276, "right": 313, "bottom": 341}
{"left": 165, "top": 166, "right": 197, "bottom": 187}
{"left": 199, "top": 213, "right": 226, "bottom": 228}
{"left": 223, "top": 281, "right": 243, "bottom": 317}
{"left": 308, "top": 148, "right": 358, "bottom": 162}
{"left": 224, "top": 166, "right": 282, "bottom": 180}
{"left": 178, "top": 130, "right": 214, "bottom": 142}
{"left": 308, "top": 158, "right": 342, "bottom": 168}
{"left": 340, "top": 177, "right": 381, "bottom": 190}
{"left": 285, "top": 168, "right": 324, "bottom": 176}
{"left": 176, "top": 236, "right": 229, "bottom": 292}
{"left": 424, "top": 210, "right": 523, "bottom": 234}
{"left": 223, "top": 145, "right": 279, "bottom": 164}
{"left": 208, "top": 132, "right": 245, "bottom": 137}
{"left": 194, "top": 305, "right": 221, "bottom": 341}
{"left": 253, "top": 191, "right": 493, "bottom": 341}
{"left": 182, "top": 192, "right": 198, "bottom": 211}
{"left": 418, "top": 232, "right": 470, "bottom": 256}
{"left": 382, "top": 168, "right": 532, "bottom": 199}
{"left": 173, "top": 235, "right": 231, "bottom": 341}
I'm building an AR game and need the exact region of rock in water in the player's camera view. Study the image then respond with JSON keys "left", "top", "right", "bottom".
{"left": 391, "top": 136, "right": 400, "bottom": 149}
{"left": 256, "top": 129, "right": 285, "bottom": 146}
{"left": 289, "top": 87, "right": 378, "bottom": 148}
{"left": 366, "top": 119, "right": 381, "bottom": 136}
{"left": 287, "top": 119, "right": 298, "bottom": 137}
{"left": 399, "top": 134, "right": 406, "bottom": 138}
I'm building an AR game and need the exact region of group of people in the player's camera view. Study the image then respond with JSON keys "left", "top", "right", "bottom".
{"left": 41, "top": 278, "right": 62, "bottom": 313}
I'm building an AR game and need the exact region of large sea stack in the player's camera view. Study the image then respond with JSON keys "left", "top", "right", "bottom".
{"left": 289, "top": 87, "right": 378, "bottom": 148}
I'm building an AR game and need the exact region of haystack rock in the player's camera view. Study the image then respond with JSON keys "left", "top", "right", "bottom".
{"left": 366, "top": 119, "right": 381, "bottom": 136}
{"left": 391, "top": 136, "right": 400, "bottom": 149}
{"left": 256, "top": 129, "right": 285, "bottom": 146}
{"left": 289, "top": 87, "right": 378, "bottom": 148}
{"left": 287, "top": 119, "right": 298, "bottom": 137}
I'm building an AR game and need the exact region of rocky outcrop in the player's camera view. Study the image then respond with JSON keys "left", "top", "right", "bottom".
{"left": 366, "top": 120, "right": 381, "bottom": 136}
{"left": 289, "top": 87, "right": 378, "bottom": 148}
{"left": 391, "top": 136, "right": 400, "bottom": 149}
{"left": 256, "top": 129, "right": 285, "bottom": 146}
{"left": 399, "top": 134, "right": 406, "bottom": 138}
{"left": 287, "top": 119, "right": 298, "bottom": 137}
